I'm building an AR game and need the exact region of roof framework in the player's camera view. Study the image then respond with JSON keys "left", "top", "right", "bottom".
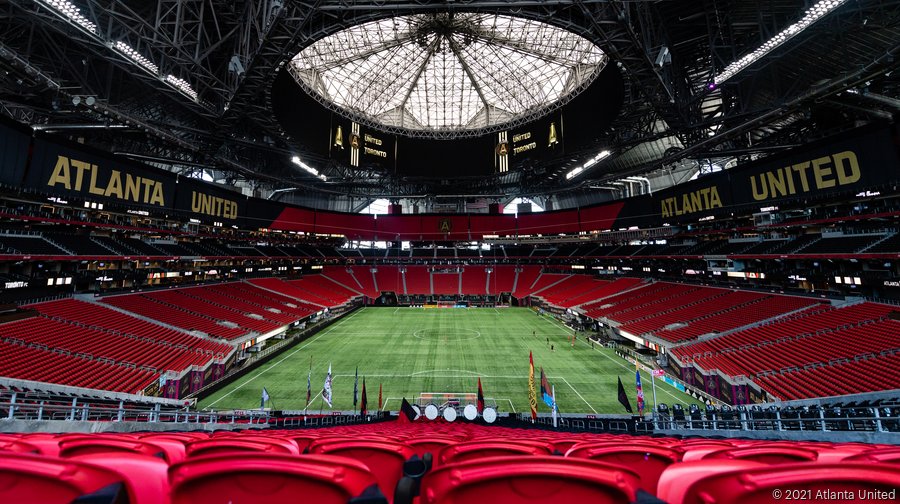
{"left": 0, "top": 0, "right": 897, "bottom": 207}
{"left": 289, "top": 13, "right": 607, "bottom": 137}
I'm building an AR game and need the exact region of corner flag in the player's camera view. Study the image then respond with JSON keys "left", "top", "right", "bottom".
{"left": 323, "top": 363, "right": 333, "bottom": 408}
{"left": 540, "top": 367, "right": 555, "bottom": 409}
{"left": 476, "top": 377, "right": 485, "bottom": 413}
{"left": 360, "top": 378, "right": 368, "bottom": 416}
{"left": 353, "top": 366, "right": 359, "bottom": 407}
{"left": 635, "top": 362, "right": 645, "bottom": 416}
{"left": 260, "top": 387, "right": 269, "bottom": 409}
{"left": 306, "top": 356, "right": 312, "bottom": 407}
{"left": 617, "top": 376, "right": 633, "bottom": 413}
{"left": 528, "top": 351, "right": 537, "bottom": 420}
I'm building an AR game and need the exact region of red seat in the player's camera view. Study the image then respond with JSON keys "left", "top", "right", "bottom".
{"left": 564, "top": 445, "right": 683, "bottom": 494}
{"left": 658, "top": 462, "right": 900, "bottom": 504}
{"left": 169, "top": 453, "right": 382, "bottom": 504}
{"left": 58, "top": 438, "right": 171, "bottom": 462}
{"left": 309, "top": 439, "right": 416, "bottom": 501}
{"left": 406, "top": 436, "right": 462, "bottom": 463}
{"left": 701, "top": 445, "right": 819, "bottom": 464}
{"left": 657, "top": 460, "right": 770, "bottom": 502}
{"left": 0, "top": 452, "right": 134, "bottom": 504}
{"left": 0, "top": 438, "right": 41, "bottom": 454}
{"left": 437, "top": 440, "right": 552, "bottom": 466}
{"left": 185, "top": 437, "right": 299, "bottom": 457}
{"left": 419, "top": 455, "right": 641, "bottom": 504}
{"left": 70, "top": 452, "right": 169, "bottom": 504}
{"left": 843, "top": 447, "right": 900, "bottom": 464}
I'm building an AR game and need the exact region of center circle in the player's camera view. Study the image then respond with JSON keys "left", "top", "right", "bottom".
{"left": 412, "top": 328, "right": 482, "bottom": 341}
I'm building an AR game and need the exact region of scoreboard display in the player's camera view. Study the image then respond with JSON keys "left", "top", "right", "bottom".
{"left": 327, "top": 113, "right": 563, "bottom": 176}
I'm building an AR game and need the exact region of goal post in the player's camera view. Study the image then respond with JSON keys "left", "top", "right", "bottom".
{"left": 416, "top": 392, "right": 498, "bottom": 410}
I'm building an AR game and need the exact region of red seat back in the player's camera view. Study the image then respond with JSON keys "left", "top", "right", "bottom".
{"left": 437, "top": 440, "right": 551, "bottom": 466}
{"left": 420, "top": 455, "right": 641, "bottom": 504}
{"left": 660, "top": 462, "right": 900, "bottom": 504}
{"left": 701, "top": 445, "right": 819, "bottom": 464}
{"left": 185, "top": 438, "right": 298, "bottom": 458}
{"left": 59, "top": 438, "right": 169, "bottom": 461}
{"left": 309, "top": 439, "right": 416, "bottom": 501}
{"left": 0, "top": 452, "right": 133, "bottom": 504}
{"left": 565, "top": 445, "right": 682, "bottom": 494}
{"left": 169, "top": 453, "right": 380, "bottom": 504}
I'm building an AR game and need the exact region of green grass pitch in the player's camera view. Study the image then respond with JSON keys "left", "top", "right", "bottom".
{"left": 199, "top": 307, "right": 702, "bottom": 414}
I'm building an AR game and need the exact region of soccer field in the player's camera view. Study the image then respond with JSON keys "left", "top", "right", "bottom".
{"left": 198, "top": 307, "right": 701, "bottom": 414}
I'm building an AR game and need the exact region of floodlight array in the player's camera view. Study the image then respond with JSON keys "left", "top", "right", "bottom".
{"left": 165, "top": 74, "right": 198, "bottom": 101}
{"left": 713, "top": 0, "right": 848, "bottom": 85}
{"left": 113, "top": 41, "right": 158, "bottom": 74}
{"left": 291, "top": 156, "right": 327, "bottom": 181}
{"left": 42, "top": 0, "right": 97, "bottom": 34}
{"left": 566, "top": 150, "right": 610, "bottom": 180}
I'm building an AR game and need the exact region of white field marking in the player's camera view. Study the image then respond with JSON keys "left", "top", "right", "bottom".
{"left": 412, "top": 328, "right": 482, "bottom": 340}
{"left": 335, "top": 373, "right": 524, "bottom": 379}
{"left": 393, "top": 307, "right": 399, "bottom": 315}
{"left": 561, "top": 376, "right": 598, "bottom": 414}
{"left": 411, "top": 368, "right": 480, "bottom": 376}
{"left": 538, "top": 315, "right": 689, "bottom": 405}
{"left": 506, "top": 398, "right": 517, "bottom": 414}
{"left": 206, "top": 309, "right": 363, "bottom": 407}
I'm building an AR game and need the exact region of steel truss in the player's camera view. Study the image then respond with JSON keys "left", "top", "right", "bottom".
{"left": 0, "top": 0, "right": 896, "bottom": 200}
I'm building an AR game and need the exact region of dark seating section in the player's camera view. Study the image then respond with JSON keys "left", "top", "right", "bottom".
{"left": 795, "top": 234, "right": 884, "bottom": 254}
{"left": 0, "top": 234, "right": 67, "bottom": 255}
{"left": 0, "top": 421, "right": 897, "bottom": 504}
{"left": 43, "top": 233, "right": 117, "bottom": 256}
{"left": 117, "top": 237, "right": 167, "bottom": 256}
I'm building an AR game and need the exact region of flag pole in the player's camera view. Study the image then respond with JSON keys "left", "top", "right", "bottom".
{"left": 551, "top": 384, "right": 557, "bottom": 428}
{"left": 651, "top": 370, "right": 658, "bottom": 428}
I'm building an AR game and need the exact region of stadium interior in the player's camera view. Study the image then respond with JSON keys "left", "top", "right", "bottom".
{"left": 0, "top": 0, "right": 899, "bottom": 502}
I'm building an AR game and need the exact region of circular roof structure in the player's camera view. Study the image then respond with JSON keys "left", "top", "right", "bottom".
{"left": 288, "top": 13, "right": 608, "bottom": 138}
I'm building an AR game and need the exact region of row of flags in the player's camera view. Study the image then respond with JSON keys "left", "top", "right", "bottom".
{"left": 616, "top": 361, "right": 645, "bottom": 416}
{"left": 527, "top": 351, "right": 645, "bottom": 420}
{"left": 527, "top": 351, "right": 559, "bottom": 421}
{"left": 261, "top": 362, "right": 384, "bottom": 416}
{"left": 260, "top": 354, "right": 645, "bottom": 418}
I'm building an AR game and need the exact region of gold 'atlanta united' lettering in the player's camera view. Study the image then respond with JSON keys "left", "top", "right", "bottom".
{"left": 47, "top": 155, "right": 166, "bottom": 206}
{"left": 191, "top": 191, "right": 238, "bottom": 219}
{"left": 749, "top": 151, "right": 860, "bottom": 201}
{"left": 661, "top": 186, "right": 722, "bottom": 218}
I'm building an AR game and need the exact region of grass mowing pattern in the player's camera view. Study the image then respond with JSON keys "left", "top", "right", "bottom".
{"left": 199, "top": 307, "right": 702, "bottom": 414}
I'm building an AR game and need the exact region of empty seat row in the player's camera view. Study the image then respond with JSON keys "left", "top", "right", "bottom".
{"left": 1, "top": 421, "right": 898, "bottom": 504}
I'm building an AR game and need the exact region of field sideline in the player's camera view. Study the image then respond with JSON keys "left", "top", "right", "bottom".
{"left": 198, "top": 307, "right": 701, "bottom": 414}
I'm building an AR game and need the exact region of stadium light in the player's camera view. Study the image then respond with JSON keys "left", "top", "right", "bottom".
{"left": 40, "top": 0, "right": 98, "bottom": 34}
{"left": 291, "top": 156, "right": 327, "bottom": 181}
{"left": 714, "top": 0, "right": 848, "bottom": 85}
{"left": 165, "top": 74, "right": 198, "bottom": 101}
{"left": 112, "top": 41, "right": 158, "bottom": 75}
{"left": 566, "top": 150, "right": 610, "bottom": 180}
